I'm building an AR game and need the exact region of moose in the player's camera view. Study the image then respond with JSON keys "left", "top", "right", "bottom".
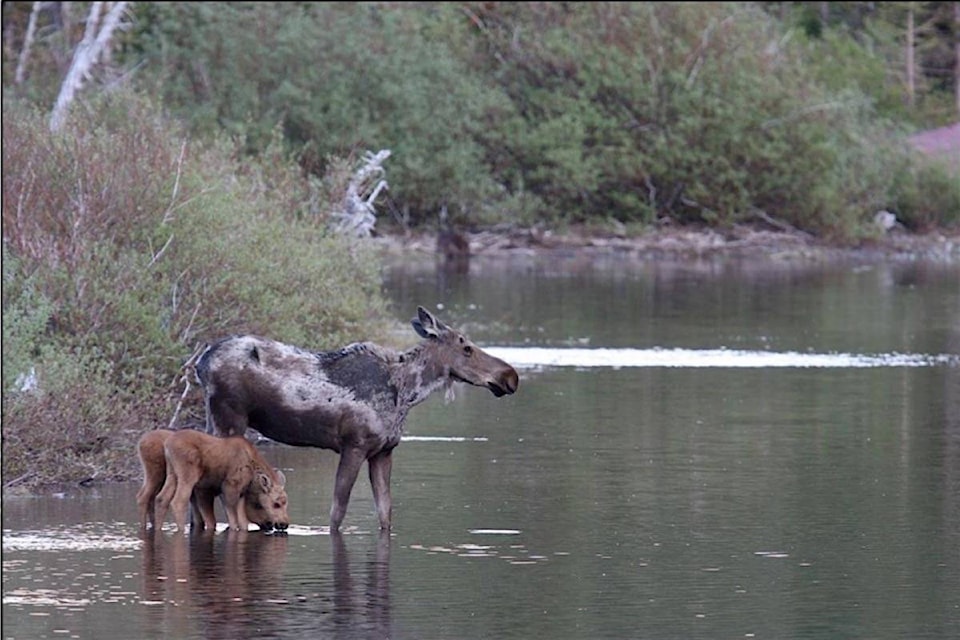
{"left": 195, "top": 306, "right": 519, "bottom": 531}
{"left": 136, "top": 428, "right": 239, "bottom": 530}
{"left": 149, "top": 429, "right": 290, "bottom": 533}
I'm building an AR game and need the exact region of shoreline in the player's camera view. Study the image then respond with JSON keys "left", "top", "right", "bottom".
{"left": 373, "top": 224, "right": 960, "bottom": 263}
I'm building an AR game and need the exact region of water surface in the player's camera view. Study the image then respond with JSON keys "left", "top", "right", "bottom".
{"left": 3, "top": 252, "right": 958, "bottom": 639}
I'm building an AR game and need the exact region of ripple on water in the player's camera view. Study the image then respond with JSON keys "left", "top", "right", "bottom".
{"left": 407, "top": 528, "right": 554, "bottom": 566}
{"left": 485, "top": 346, "right": 960, "bottom": 369}
{"left": 2, "top": 524, "right": 141, "bottom": 553}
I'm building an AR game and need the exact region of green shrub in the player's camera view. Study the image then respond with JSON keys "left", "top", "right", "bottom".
{"left": 6, "top": 2, "right": 957, "bottom": 239}
{"left": 890, "top": 157, "right": 960, "bottom": 230}
{"left": 128, "top": 2, "right": 506, "bottom": 227}
{"left": 1, "top": 92, "right": 391, "bottom": 490}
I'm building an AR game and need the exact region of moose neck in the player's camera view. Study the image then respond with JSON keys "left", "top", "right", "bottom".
{"left": 394, "top": 342, "right": 453, "bottom": 409}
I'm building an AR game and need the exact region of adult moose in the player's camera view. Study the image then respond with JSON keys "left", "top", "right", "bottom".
{"left": 195, "top": 306, "right": 519, "bottom": 531}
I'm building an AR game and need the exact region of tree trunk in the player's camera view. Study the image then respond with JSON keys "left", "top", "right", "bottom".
{"left": 15, "top": 1, "right": 42, "bottom": 85}
{"left": 906, "top": 3, "right": 916, "bottom": 109}
{"left": 49, "top": 1, "right": 130, "bottom": 132}
{"left": 955, "top": 1, "right": 959, "bottom": 116}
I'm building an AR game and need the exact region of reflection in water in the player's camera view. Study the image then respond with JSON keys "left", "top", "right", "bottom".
{"left": 137, "top": 529, "right": 392, "bottom": 640}
{"left": 485, "top": 346, "right": 959, "bottom": 369}
{"left": 3, "top": 255, "right": 958, "bottom": 640}
{"left": 139, "top": 530, "right": 290, "bottom": 639}
{"left": 331, "top": 531, "right": 392, "bottom": 640}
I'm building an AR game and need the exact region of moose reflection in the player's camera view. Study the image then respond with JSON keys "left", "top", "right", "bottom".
{"left": 196, "top": 306, "right": 519, "bottom": 530}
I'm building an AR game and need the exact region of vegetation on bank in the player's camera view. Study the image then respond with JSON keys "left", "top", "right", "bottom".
{"left": 2, "top": 95, "right": 391, "bottom": 490}
{"left": 2, "top": 2, "right": 959, "bottom": 491}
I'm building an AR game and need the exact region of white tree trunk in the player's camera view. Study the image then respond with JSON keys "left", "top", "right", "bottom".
{"left": 906, "top": 4, "right": 916, "bottom": 109}
{"left": 14, "top": 1, "right": 42, "bottom": 85}
{"left": 50, "top": 1, "right": 130, "bottom": 132}
{"left": 955, "top": 1, "right": 959, "bottom": 116}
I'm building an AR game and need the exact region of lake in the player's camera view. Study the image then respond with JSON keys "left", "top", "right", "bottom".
{"left": 3, "top": 250, "right": 959, "bottom": 639}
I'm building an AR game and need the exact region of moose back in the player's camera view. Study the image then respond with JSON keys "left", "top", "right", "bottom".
{"left": 195, "top": 306, "right": 519, "bottom": 531}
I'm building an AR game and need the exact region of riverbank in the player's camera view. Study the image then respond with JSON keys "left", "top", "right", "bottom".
{"left": 373, "top": 223, "right": 960, "bottom": 263}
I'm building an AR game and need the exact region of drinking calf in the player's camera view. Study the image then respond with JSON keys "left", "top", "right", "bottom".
{"left": 195, "top": 306, "right": 519, "bottom": 531}
{"left": 136, "top": 429, "right": 285, "bottom": 531}
{"left": 151, "top": 429, "right": 289, "bottom": 532}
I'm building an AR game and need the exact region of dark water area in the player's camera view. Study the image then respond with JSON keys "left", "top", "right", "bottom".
{"left": 3, "top": 252, "right": 959, "bottom": 639}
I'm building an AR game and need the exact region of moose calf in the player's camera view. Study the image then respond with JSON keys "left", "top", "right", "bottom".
{"left": 145, "top": 429, "right": 289, "bottom": 533}
{"left": 137, "top": 429, "right": 278, "bottom": 531}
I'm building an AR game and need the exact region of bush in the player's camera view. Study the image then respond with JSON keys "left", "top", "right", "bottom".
{"left": 889, "top": 157, "right": 960, "bottom": 231}
{"left": 113, "top": 2, "right": 958, "bottom": 239}
{"left": 128, "top": 2, "right": 507, "bottom": 227}
{"left": 464, "top": 2, "right": 938, "bottom": 239}
{"left": 6, "top": 2, "right": 957, "bottom": 239}
{"left": 1, "top": 92, "right": 391, "bottom": 490}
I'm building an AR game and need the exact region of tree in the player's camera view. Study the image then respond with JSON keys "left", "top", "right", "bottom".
{"left": 49, "top": 1, "right": 132, "bottom": 132}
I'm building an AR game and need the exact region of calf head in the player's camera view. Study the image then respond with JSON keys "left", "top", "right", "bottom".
{"left": 247, "top": 469, "right": 290, "bottom": 532}
{"left": 412, "top": 306, "right": 519, "bottom": 398}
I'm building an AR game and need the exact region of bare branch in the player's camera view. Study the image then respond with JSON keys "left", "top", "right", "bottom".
{"left": 330, "top": 149, "right": 392, "bottom": 237}
{"left": 163, "top": 141, "right": 188, "bottom": 224}
{"left": 167, "top": 343, "right": 204, "bottom": 430}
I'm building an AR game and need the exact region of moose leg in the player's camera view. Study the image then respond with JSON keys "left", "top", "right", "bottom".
{"left": 204, "top": 396, "right": 249, "bottom": 437}
{"left": 171, "top": 481, "right": 196, "bottom": 532}
{"left": 153, "top": 471, "right": 178, "bottom": 530}
{"left": 136, "top": 475, "right": 159, "bottom": 529}
{"left": 193, "top": 488, "right": 218, "bottom": 531}
{"left": 330, "top": 447, "right": 365, "bottom": 531}
{"left": 369, "top": 449, "right": 394, "bottom": 531}
{"left": 221, "top": 482, "right": 247, "bottom": 531}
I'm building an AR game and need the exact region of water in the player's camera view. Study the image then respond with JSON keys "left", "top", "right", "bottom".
{"left": 3, "top": 252, "right": 959, "bottom": 639}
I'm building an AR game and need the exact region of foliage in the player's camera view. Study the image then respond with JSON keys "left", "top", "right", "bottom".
{"left": 122, "top": 2, "right": 507, "bottom": 227}
{"left": 770, "top": 0, "right": 960, "bottom": 126}
{"left": 1, "top": 1, "right": 958, "bottom": 492}
{"left": 889, "top": 157, "right": 960, "bottom": 230}
{"left": 462, "top": 2, "right": 939, "bottom": 236}
{"left": 4, "top": 1, "right": 956, "bottom": 239}
{"left": 1, "top": 92, "right": 391, "bottom": 490}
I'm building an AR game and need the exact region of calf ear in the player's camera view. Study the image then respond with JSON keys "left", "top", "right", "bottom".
{"left": 257, "top": 470, "right": 273, "bottom": 492}
{"left": 412, "top": 306, "right": 442, "bottom": 339}
{"left": 274, "top": 469, "right": 286, "bottom": 487}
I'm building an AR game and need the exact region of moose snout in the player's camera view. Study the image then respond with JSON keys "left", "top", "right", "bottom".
{"left": 504, "top": 368, "right": 519, "bottom": 393}
{"left": 490, "top": 367, "right": 519, "bottom": 397}
{"left": 261, "top": 520, "right": 289, "bottom": 534}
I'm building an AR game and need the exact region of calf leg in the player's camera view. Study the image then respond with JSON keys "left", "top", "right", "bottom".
{"left": 169, "top": 466, "right": 201, "bottom": 532}
{"left": 369, "top": 449, "right": 394, "bottom": 531}
{"left": 193, "top": 488, "right": 219, "bottom": 531}
{"left": 330, "top": 448, "right": 366, "bottom": 531}
{"left": 153, "top": 471, "right": 177, "bottom": 529}
{"left": 220, "top": 482, "right": 251, "bottom": 532}
{"left": 136, "top": 435, "right": 167, "bottom": 529}
{"left": 136, "top": 474, "right": 161, "bottom": 529}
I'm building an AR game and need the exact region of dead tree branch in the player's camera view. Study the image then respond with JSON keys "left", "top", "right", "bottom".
{"left": 330, "top": 149, "right": 391, "bottom": 237}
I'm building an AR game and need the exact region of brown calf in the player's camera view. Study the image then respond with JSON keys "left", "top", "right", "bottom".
{"left": 136, "top": 429, "right": 275, "bottom": 531}
{"left": 151, "top": 429, "right": 290, "bottom": 533}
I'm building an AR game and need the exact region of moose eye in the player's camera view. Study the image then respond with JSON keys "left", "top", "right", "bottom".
{"left": 253, "top": 503, "right": 264, "bottom": 510}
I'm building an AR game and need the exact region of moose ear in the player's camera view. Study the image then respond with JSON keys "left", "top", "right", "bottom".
{"left": 412, "top": 306, "right": 442, "bottom": 339}
{"left": 274, "top": 469, "right": 286, "bottom": 488}
{"left": 257, "top": 470, "right": 273, "bottom": 492}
